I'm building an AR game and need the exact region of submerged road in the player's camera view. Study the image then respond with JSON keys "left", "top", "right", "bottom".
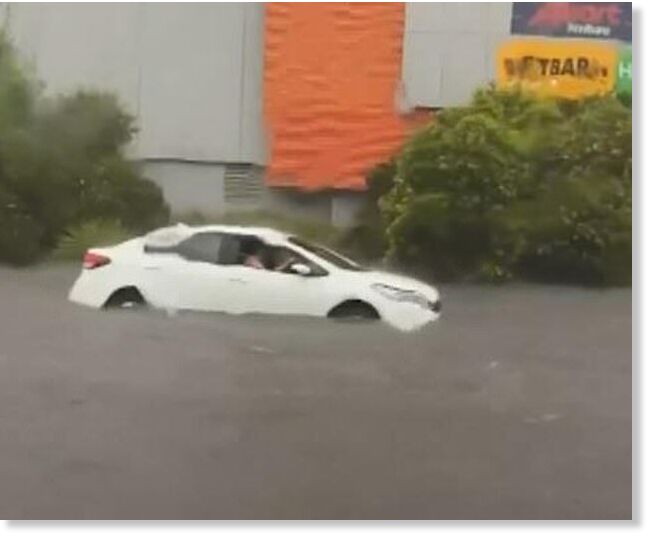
{"left": 0, "top": 265, "right": 632, "bottom": 519}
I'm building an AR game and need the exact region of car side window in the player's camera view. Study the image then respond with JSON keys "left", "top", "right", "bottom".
{"left": 176, "top": 233, "right": 224, "bottom": 265}
{"left": 217, "top": 234, "right": 242, "bottom": 265}
{"left": 264, "top": 246, "right": 328, "bottom": 276}
{"left": 217, "top": 234, "right": 265, "bottom": 266}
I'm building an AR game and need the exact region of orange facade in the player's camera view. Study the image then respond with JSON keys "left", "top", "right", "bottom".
{"left": 264, "top": 2, "right": 411, "bottom": 191}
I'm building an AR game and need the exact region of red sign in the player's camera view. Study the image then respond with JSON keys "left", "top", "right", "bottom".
{"left": 511, "top": 3, "right": 632, "bottom": 42}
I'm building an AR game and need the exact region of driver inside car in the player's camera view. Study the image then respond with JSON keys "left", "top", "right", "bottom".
{"left": 239, "top": 239, "right": 266, "bottom": 270}
{"left": 275, "top": 253, "right": 296, "bottom": 272}
{"left": 264, "top": 246, "right": 298, "bottom": 273}
{"left": 244, "top": 253, "right": 265, "bottom": 270}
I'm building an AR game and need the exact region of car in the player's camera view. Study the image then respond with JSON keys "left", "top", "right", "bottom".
{"left": 67, "top": 223, "right": 441, "bottom": 331}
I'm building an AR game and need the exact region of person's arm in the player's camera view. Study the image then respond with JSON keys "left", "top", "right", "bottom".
{"left": 275, "top": 256, "right": 297, "bottom": 272}
{"left": 245, "top": 255, "right": 265, "bottom": 269}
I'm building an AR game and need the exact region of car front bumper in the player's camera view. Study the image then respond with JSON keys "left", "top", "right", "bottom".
{"left": 379, "top": 299, "right": 441, "bottom": 332}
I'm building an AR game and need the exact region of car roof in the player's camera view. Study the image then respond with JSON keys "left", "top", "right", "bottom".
{"left": 159, "top": 223, "right": 292, "bottom": 244}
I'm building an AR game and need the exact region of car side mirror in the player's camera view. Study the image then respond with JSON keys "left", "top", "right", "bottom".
{"left": 289, "top": 263, "right": 312, "bottom": 276}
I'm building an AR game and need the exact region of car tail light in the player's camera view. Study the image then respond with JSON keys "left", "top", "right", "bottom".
{"left": 83, "top": 251, "right": 111, "bottom": 270}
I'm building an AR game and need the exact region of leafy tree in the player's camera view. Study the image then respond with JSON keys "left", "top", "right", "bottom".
{"left": 0, "top": 30, "right": 36, "bottom": 133}
{"left": 340, "top": 159, "right": 396, "bottom": 261}
{"left": 0, "top": 184, "right": 43, "bottom": 265}
{"left": 0, "top": 32, "right": 169, "bottom": 265}
{"left": 380, "top": 87, "right": 631, "bottom": 285}
{"left": 503, "top": 97, "right": 632, "bottom": 285}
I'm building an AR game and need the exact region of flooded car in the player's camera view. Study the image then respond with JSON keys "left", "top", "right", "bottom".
{"left": 68, "top": 223, "right": 441, "bottom": 331}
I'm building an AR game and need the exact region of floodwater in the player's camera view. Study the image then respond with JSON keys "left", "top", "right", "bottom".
{"left": 0, "top": 265, "right": 632, "bottom": 519}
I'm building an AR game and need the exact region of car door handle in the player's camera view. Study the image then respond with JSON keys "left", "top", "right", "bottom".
{"left": 143, "top": 265, "right": 161, "bottom": 271}
{"left": 228, "top": 277, "right": 248, "bottom": 284}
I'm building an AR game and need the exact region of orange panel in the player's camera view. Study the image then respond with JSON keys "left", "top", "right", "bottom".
{"left": 264, "top": 2, "right": 409, "bottom": 191}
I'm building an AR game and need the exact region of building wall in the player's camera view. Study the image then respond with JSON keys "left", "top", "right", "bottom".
{"left": 134, "top": 3, "right": 260, "bottom": 163}
{"left": 3, "top": 3, "right": 142, "bottom": 118}
{"left": 402, "top": 2, "right": 512, "bottom": 108}
{"left": 142, "top": 161, "right": 226, "bottom": 216}
{"left": 3, "top": 2, "right": 266, "bottom": 164}
{"left": 3, "top": 2, "right": 539, "bottom": 226}
{"left": 3, "top": 2, "right": 266, "bottom": 216}
{"left": 262, "top": 189, "right": 365, "bottom": 229}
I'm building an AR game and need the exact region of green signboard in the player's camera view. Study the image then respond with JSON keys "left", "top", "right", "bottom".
{"left": 616, "top": 48, "right": 632, "bottom": 98}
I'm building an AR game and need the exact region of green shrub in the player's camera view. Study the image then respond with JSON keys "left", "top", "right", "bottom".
{"left": 383, "top": 88, "right": 557, "bottom": 281}
{"left": 490, "top": 173, "right": 631, "bottom": 285}
{"left": 387, "top": 193, "right": 495, "bottom": 281}
{"left": 74, "top": 156, "right": 170, "bottom": 233}
{"left": 0, "top": 30, "right": 36, "bottom": 134}
{"left": 0, "top": 185, "right": 43, "bottom": 265}
{"left": 30, "top": 91, "right": 169, "bottom": 241}
{"left": 381, "top": 87, "right": 631, "bottom": 285}
{"left": 52, "top": 219, "right": 132, "bottom": 261}
{"left": 0, "top": 32, "right": 169, "bottom": 264}
{"left": 508, "top": 97, "right": 631, "bottom": 285}
{"left": 340, "top": 160, "right": 395, "bottom": 261}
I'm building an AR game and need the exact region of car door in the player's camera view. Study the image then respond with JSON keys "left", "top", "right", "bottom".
{"left": 143, "top": 233, "right": 330, "bottom": 317}
{"left": 143, "top": 232, "right": 249, "bottom": 313}
{"left": 234, "top": 245, "right": 331, "bottom": 317}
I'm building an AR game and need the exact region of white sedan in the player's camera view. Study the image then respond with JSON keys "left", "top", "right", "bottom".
{"left": 68, "top": 224, "right": 441, "bottom": 331}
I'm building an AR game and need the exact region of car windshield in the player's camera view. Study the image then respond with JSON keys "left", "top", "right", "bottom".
{"left": 288, "top": 237, "right": 368, "bottom": 271}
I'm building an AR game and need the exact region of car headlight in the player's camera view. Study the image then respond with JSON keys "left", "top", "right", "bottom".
{"left": 371, "top": 283, "right": 430, "bottom": 309}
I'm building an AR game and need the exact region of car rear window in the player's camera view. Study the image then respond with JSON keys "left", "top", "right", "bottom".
{"left": 176, "top": 233, "right": 224, "bottom": 264}
{"left": 144, "top": 224, "right": 192, "bottom": 251}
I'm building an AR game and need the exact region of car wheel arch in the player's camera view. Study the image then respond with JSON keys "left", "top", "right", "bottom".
{"left": 103, "top": 285, "right": 147, "bottom": 308}
{"left": 327, "top": 299, "right": 381, "bottom": 320}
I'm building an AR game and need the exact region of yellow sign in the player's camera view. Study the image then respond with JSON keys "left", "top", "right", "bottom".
{"left": 497, "top": 39, "right": 617, "bottom": 99}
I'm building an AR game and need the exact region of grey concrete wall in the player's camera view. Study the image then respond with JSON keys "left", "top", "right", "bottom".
{"left": 331, "top": 192, "right": 365, "bottom": 229}
{"left": 402, "top": 2, "right": 512, "bottom": 108}
{"left": 143, "top": 159, "right": 359, "bottom": 227}
{"left": 143, "top": 161, "right": 226, "bottom": 216}
{"left": 238, "top": 3, "right": 267, "bottom": 165}
{"left": 3, "top": 2, "right": 267, "bottom": 165}
{"left": 263, "top": 189, "right": 333, "bottom": 224}
{"left": 262, "top": 190, "right": 366, "bottom": 229}
{"left": 3, "top": 3, "right": 142, "bottom": 113}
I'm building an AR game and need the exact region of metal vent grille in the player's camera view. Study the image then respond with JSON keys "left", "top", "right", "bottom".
{"left": 224, "top": 164, "right": 264, "bottom": 202}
